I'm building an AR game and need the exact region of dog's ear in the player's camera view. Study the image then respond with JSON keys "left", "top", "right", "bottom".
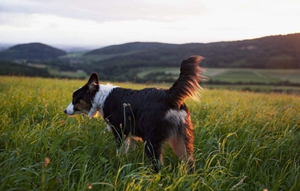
{"left": 87, "top": 73, "right": 99, "bottom": 91}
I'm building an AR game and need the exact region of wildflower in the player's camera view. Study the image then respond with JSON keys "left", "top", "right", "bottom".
{"left": 60, "top": 120, "right": 65, "bottom": 126}
{"left": 44, "top": 157, "right": 50, "bottom": 168}
{"left": 87, "top": 182, "right": 92, "bottom": 189}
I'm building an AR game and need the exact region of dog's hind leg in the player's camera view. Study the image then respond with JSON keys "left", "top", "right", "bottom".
{"left": 168, "top": 133, "right": 195, "bottom": 173}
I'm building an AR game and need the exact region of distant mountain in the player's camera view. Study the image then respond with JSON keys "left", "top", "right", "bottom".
{"left": 0, "top": 43, "right": 66, "bottom": 61}
{"left": 84, "top": 33, "right": 300, "bottom": 69}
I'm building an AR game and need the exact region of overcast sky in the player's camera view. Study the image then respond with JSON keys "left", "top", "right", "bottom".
{"left": 0, "top": 0, "right": 299, "bottom": 47}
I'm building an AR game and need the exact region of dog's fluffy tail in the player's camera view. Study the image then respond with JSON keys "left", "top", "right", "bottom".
{"left": 168, "top": 55, "right": 204, "bottom": 108}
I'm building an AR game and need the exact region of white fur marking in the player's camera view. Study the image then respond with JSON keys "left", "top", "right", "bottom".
{"left": 88, "top": 83, "right": 117, "bottom": 118}
{"left": 106, "top": 125, "right": 112, "bottom": 132}
{"left": 165, "top": 109, "right": 187, "bottom": 124}
{"left": 65, "top": 102, "right": 75, "bottom": 115}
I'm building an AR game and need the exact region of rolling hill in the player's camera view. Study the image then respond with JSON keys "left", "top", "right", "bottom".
{"left": 84, "top": 33, "right": 300, "bottom": 69}
{"left": 0, "top": 33, "right": 299, "bottom": 83}
{"left": 0, "top": 43, "right": 66, "bottom": 61}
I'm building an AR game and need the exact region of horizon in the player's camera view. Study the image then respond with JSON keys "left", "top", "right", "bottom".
{"left": 1, "top": 0, "right": 300, "bottom": 48}
{"left": 1, "top": 32, "right": 299, "bottom": 52}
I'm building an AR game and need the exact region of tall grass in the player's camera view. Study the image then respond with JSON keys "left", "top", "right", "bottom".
{"left": 0, "top": 76, "right": 299, "bottom": 190}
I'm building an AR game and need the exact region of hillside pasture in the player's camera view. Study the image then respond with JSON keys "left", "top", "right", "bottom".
{"left": 0, "top": 76, "right": 299, "bottom": 190}
{"left": 205, "top": 68, "right": 300, "bottom": 84}
{"left": 135, "top": 67, "right": 300, "bottom": 84}
{"left": 134, "top": 67, "right": 300, "bottom": 93}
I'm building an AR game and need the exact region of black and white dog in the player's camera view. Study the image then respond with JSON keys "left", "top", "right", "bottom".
{"left": 64, "top": 56, "right": 203, "bottom": 173}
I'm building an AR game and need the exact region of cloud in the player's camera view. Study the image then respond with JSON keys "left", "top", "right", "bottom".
{"left": 0, "top": 0, "right": 210, "bottom": 45}
{"left": 0, "top": 0, "right": 299, "bottom": 46}
{"left": 0, "top": 0, "right": 207, "bottom": 23}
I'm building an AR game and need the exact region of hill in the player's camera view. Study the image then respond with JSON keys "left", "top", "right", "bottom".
{"left": 84, "top": 33, "right": 300, "bottom": 69}
{"left": 0, "top": 43, "right": 66, "bottom": 61}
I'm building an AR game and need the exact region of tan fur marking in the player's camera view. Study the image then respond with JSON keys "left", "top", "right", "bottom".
{"left": 168, "top": 134, "right": 188, "bottom": 161}
{"left": 74, "top": 99, "right": 90, "bottom": 111}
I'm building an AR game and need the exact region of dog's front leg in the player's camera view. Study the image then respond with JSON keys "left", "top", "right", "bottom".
{"left": 144, "top": 140, "right": 164, "bottom": 173}
{"left": 118, "top": 136, "right": 138, "bottom": 155}
{"left": 122, "top": 136, "right": 131, "bottom": 155}
{"left": 114, "top": 133, "right": 123, "bottom": 154}
{"left": 113, "top": 131, "right": 130, "bottom": 155}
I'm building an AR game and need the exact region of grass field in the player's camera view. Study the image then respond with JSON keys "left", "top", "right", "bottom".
{"left": 0, "top": 76, "right": 299, "bottom": 190}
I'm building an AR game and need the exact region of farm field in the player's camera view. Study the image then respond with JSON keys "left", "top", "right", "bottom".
{"left": 137, "top": 67, "right": 300, "bottom": 94}
{"left": 0, "top": 76, "right": 299, "bottom": 190}
{"left": 204, "top": 68, "right": 300, "bottom": 84}
{"left": 137, "top": 67, "right": 300, "bottom": 84}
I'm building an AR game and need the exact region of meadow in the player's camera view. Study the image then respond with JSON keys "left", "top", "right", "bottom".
{"left": 0, "top": 76, "right": 299, "bottom": 191}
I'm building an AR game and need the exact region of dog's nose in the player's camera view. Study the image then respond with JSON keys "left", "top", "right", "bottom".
{"left": 64, "top": 110, "right": 67, "bottom": 114}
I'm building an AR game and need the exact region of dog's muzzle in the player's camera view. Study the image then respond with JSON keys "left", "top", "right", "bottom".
{"left": 64, "top": 102, "right": 75, "bottom": 115}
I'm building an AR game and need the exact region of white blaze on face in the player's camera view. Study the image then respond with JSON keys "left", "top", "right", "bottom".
{"left": 64, "top": 101, "right": 89, "bottom": 115}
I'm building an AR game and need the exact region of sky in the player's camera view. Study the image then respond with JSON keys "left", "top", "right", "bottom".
{"left": 0, "top": 0, "right": 300, "bottom": 48}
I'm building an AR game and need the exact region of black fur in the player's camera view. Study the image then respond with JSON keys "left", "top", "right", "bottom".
{"left": 103, "top": 88, "right": 194, "bottom": 172}
{"left": 65, "top": 55, "right": 203, "bottom": 173}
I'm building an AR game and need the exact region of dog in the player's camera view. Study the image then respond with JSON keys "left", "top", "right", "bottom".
{"left": 64, "top": 56, "right": 203, "bottom": 173}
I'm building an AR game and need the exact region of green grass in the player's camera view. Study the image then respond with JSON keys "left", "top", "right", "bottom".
{"left": 0, "top": 76, "right": 299, "bottom": 190}
{"left": 48, "top": 69, "right": 88, "bottom": 79}
{"left": 210, "top": 70, "right": 279, "bottom": 83}
{"left": 137, "top": 67, "right": 180, "bottom": 78}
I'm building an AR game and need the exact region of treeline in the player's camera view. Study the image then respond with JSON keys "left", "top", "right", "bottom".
{"left": 0, "top": 61, "right": 52, "bottom": 77}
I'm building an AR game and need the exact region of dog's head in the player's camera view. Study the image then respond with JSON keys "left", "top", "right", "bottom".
{"left": 64, "top": 73, "right": 100, "bottom": 116}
